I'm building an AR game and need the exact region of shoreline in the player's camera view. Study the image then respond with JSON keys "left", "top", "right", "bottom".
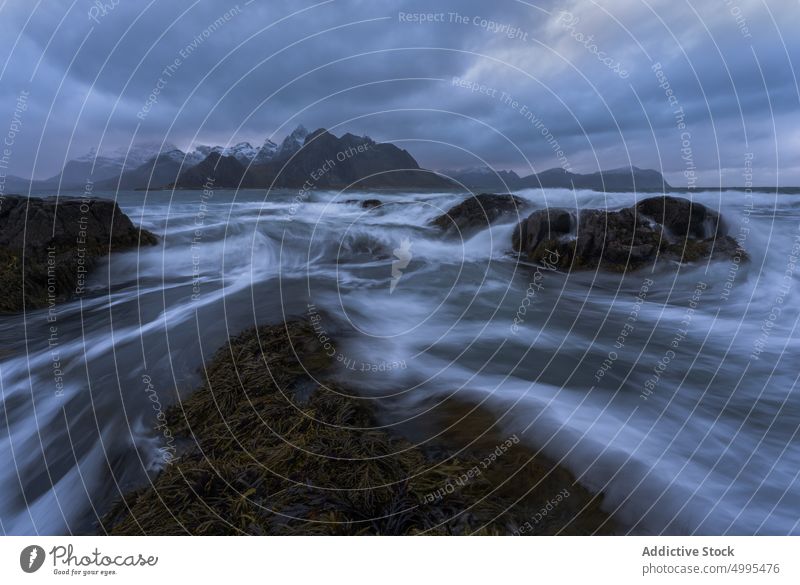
{"left": 133, "top": 185, "right": 800, "bottom": 194}
{"left": 101, "top": 319, "right": 616, "bottom": 535}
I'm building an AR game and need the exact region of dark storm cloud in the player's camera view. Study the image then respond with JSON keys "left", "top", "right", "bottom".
{"left": 0, "top": 0, "right": 797, "bottom": 184}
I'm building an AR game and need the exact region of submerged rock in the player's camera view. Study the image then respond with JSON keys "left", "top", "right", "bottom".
{"left": 361, "top": 198, "right": 382, "bottom": 209}
{"left": 431, "top": 193, "right": 527, "bottom": 237}
{"left": 342, "top": 198, "right": 382, "bottom": 209}
{"left": 512, "top": 196, "right": 746, "bottom": 270}
{"left": 0, "top": 195, "right": 157, "bottom": 313}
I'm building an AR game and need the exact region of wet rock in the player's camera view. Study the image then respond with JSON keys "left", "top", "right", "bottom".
{"left": 0, "top": 195, "right": 157, "bottom": 313}
{"left": 361, "top": 199, "right": 382, "bottom": 209}
{"left": 342, "top": 198, "right": 382, "bottom": 209}
{"left": 101, "top": 319, "right": 616, "bottom": 536}
{"left": 512, "top": 208, "right": 572, "bottom": 255}
{"left": 635, "top": 195, "right": 724, "bottom": 239}
{"left": 431, "top": 193, "right": 527, "bottom": 237}
{"left": 512, "top": 196, "right": 746, "bottom": 271}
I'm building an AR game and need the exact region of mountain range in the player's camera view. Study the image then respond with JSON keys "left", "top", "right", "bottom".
{"left": 441, "top": 165, "right": 672, "bottom": 192}
{"left": 4, "top": 125, "right": 677, "bottom": 193}
{"left": 2, "top": 137, "right": 282, "bottom": 191}
{"left": 169, "top": 127, "right": 454, "bottom": 190}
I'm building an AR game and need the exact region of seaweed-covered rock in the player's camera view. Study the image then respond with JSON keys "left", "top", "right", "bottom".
{"left": 0, "top": 195, "right": 157, "bottom": 313}
{"left": 512, "top": 196, "right": 746, "bottom": 271}
{"left": 101, "top": 319, "right": 615, "bottom": 535}
{"left": 431, "top": 193, "right": 527, "bottom": 237}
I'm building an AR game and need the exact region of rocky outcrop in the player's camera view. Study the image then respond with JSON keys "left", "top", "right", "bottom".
{"left": 431, "top": 193, "right": 527, "bottom": 237}
{"left": 512, "top": 196, "right": 745, "bottom": 271}
{"left": 0, "top": 195, "right": 157, "bottom": 313}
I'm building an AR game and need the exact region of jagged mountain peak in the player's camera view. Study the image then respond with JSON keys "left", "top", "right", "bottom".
{"left": 276, "top": 124, "right": 310, "bottom": 159}
{"left": 253, "top": 138, "right": 278, "bottom": 164}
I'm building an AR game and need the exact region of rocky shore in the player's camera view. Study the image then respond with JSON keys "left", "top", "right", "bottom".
{"left": 511, "top": 196, "right": 746, "bottom": 270}
{"left": 101, "top": 319, "right": 615, "bottom": 535}
{"left": 427, "top": 193, "right": 745, "bottom": 271}
{"left": 431, "top": 193, "right": 527, "bottom": 237}
{"left": 0, "top": 195, "right": 156, "bottom": 313}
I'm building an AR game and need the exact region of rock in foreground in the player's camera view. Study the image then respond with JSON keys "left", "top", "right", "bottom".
{"left": 431, "top": 193, "right": 527, "bottom": 237}
{"left": 0, "top": 195, "right": 157, "bottom": 313}
{"left": 102, "top": 319, "right": 615, "bottom": 535}
{"left": 512, "top": 196, "right": 746, "bottom": 270}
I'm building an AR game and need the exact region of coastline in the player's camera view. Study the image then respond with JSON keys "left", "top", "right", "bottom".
{"left": 101, "top": 319, "right": 616, "bottom": 536}
{"left": 132, "top": 185, "right": 800, "bottom": 194}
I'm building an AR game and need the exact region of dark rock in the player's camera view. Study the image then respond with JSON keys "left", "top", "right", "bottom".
{"left": 342, "top": 198, "right": 382, "bottom": 209}
{"left": 0, "top": 195, "right": 157, "bottom": 313}
{"left": 512, "top": 208, "right": 572, "bottom": 254}
{"left": 635, "top": 195, "right": 724, "bottom": 239}
{"left": 512, "top": 196, "right": 746, "bottom": 271}
{"left": 432, "top": 193, "right": 527, "bottom": 237}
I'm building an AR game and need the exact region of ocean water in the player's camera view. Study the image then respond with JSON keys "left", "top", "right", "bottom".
{"left": 1, "top": 187, "right": 798, "bottom": 535}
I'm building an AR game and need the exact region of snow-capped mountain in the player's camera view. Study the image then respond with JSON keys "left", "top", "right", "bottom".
{"left": 91, "top": 138, "right": 284, "bottom": 189}
{"left": 194, "top": 142, "right": 260, "bottom": 165}
{"left": 51, "top": 142, "right": 179, "bottom": 185}
{"left": 73, "top": 142, "right": 176, "bottom": 169}
{"left": 185, "top": 139, "right": 282, "bottom": 166}
{"left": 275, "top": 125, "right": 308, "bottom": 160}
{"left": 253, "top": 138, "right": 278, "bottom": 165}
{"left": 38, "top": 128, "right": 308, "bottom": 189}
{"left": 159, "top": 148, "right": 203, "bottom": 166}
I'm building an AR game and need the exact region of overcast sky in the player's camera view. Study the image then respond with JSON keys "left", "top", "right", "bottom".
{"left": 0, "top": 0, "right": 798, "bottom": 185}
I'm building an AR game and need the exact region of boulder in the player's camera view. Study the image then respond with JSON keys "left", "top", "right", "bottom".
{"left": 635, "top": 196, "right": 724, "bottom": 239}
{"left": 361, "top": 199, "right": 382, "bottom": 209}
{"left": 0, "top": 195, "right": 157, "bottom": 313}
{"left": 512, "top": 208, "right": 572, "bottom": 256}
{"left": 431, "top": 193, "right": 527, "bottom": 237}
{"left": 512, "top": 196, "right": 746, "bottom": 271}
